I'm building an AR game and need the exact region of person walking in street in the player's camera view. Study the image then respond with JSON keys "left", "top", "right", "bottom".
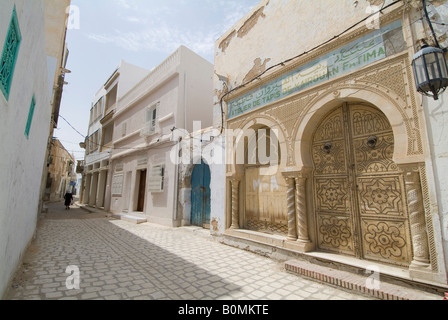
{"left": 64, "top": 191, "right": 73, "bottom": 210}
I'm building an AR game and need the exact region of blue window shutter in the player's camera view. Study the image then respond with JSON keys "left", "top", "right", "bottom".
{"left": 0, "top": 6, "right": 22, "bottom": 100}
{"left": 25, "top": 96, "right": 36, "bottom": 139}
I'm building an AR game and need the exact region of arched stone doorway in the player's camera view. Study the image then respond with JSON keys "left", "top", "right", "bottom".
{"left": 311, "top": 102, "right": 413, "bottom": 266}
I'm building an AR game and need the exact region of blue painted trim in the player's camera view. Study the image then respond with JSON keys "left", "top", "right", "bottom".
{"left": 0, "top": 5, "right": 22, "bottom": 101}
{"left": 25, "top": 95, "right": 36, "bottom": 139}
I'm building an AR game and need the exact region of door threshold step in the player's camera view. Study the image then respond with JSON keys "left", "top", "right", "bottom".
{"left": 112, "top": 213, "right": 147, "bottom": 224}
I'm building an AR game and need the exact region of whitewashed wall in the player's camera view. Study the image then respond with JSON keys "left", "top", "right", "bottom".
{"left": 415, "top": 0, "right": 448, "bottom": 284}
{"left": 0, "top": 0, "right": 52, "bottom": 297}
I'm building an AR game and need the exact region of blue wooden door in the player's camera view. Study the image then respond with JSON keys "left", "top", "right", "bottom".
{"left": 191, "top": 160, "right": 211, "bottom": 227}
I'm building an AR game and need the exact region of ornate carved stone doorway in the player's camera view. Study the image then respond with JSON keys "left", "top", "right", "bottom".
{"left": 312, "top": 103, "right": 413, "bottom": 266}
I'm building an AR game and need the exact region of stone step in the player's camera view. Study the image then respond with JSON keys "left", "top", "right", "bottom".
{"left": 285, "top": 259, "right": 444, "bottom": 300}
{"left": 112, "top": 213, "right": 147, "bottom": 224}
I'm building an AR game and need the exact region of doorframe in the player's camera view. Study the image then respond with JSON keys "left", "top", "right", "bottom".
{"left": 134, "top": 169, "right": 147, "bottom": 212}
{"left": 190, "top": 159, "right": 211, "bottom": 228}
{"left": 309, "top": 102, "right": 414, "bottom": 265}
{"left": 294, "top": 88, "right": 412, "bottom": 250}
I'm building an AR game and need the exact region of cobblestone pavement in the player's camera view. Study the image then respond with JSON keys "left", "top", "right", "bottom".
{"left": 4, "top": 202, "right": 374, "bottom": 301}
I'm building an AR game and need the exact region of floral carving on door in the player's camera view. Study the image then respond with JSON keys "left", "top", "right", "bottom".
{"left": 312, "top": 103, "right": 412, "bottom": 266}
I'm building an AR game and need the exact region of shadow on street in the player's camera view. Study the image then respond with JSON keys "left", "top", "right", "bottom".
{"left": 5, "top": 201, "right": 243, "bottom": 300}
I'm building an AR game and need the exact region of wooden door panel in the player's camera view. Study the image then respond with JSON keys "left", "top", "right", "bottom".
{"left": 361, "top": 219, "right": 411, "bottom": 265}
{"left": 245, "top": 167, "right": 288, "bottom": 235}
{"left": 313, "top": 104, "right": 412, "bottom": 265}
{"left": 191, "top": 161, "right": 211, "bottom": 227}
{"left": 317, "top": 214, "right": 354, "bottom": 254}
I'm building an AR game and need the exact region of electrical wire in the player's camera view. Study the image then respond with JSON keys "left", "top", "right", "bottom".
{"left": 217, "top": 0, "right": 405, "bottom": 136}
{"left": 215, "top": 2, "right": 447, "bottom": 141}
{"left": 59, "top": 1, "right": 444, "bottom": 159}
{"left": 59, "top": 115, "right": 86, "bottom": 139}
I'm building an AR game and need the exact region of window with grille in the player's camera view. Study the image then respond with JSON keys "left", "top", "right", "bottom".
{"left": 0, "top": 6, "right": 21, "bottom": 100}
{"left": 88, "top": 131, "right": 99, "bottom": 153}
{"left": 25, "top": 95, "right": 35, "bottom": 139}
{"left": 148, "top": 164, "right": 165, "bottom": 193}
{"left": 146, "top": 102, "right": 159, "bottom": 133}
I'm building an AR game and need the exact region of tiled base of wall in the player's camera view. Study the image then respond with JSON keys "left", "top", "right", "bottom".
{"left": 285, "top": 259, "right": 443, "bottom": 300}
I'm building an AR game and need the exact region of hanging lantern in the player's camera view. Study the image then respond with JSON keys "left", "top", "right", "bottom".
{"left": 412, "top": 44, "right": 448, "bottom": 100}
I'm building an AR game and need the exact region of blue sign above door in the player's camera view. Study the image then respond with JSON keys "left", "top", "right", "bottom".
{"left": 227, "top": 20, "right": 403, "bottom": 120}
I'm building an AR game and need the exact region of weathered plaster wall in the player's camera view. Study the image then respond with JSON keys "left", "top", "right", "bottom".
{"left": 411, "top": 0, "right": 448, "bottom": 283}
{"left": 424, "top": 90, "right": 448, "bottom": 285}
{"left": 213, "top": 0, "right": 448, "bottom": 284}
{"left": 212, "top": 0, "right": 402, "bottom": 234}
{"left": 215, "top": 0, "right": 397, "bottom": 88}
{"left": 0, "top": 0, "right": 53, "bottom": 297}
{"left": 178, "top": 129, "right": 226, "bottom": 233}
{"left": 48, "top": 139, "right": 75, "bottom": 201}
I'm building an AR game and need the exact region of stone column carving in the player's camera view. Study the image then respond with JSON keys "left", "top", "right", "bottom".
{"left": 285, "top": 176, "right": 298, "bottom": 241}
{"left": 400, "top": 164, "right": 430, "bottom": 269}
{"left": 295, "top": 175, "right": 310, "bottom": 243}
{"left": 230, "top": 178, "right": 240, "bottom": 229}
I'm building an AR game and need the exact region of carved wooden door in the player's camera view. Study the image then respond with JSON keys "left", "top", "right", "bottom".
{"left": 312, "top": 103, "right": 412, "bottom": 266}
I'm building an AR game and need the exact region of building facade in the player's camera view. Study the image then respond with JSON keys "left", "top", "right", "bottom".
{"left": 109, "top": 46, "right": 214, "bottom": 227}
{"left": 81, "top": 60, "right": 149, "bottom": 211}
{"left": 213, "top": 0, "right": 448, "bottom": 287}
{"left": 0, "top": 0, "right": 70, "bottom": 297}
{"left": 38, "top": 0, "right": 71, "bottom": 214}
{"left": 44, "top": 138, "right": 76, "bottom": 201}
{"left": 177, "top": 126, "right": 226, "bottom": 230}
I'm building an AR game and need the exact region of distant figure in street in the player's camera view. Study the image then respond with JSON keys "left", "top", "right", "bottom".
{"left": 64, "top": 191, "right": 73, "bottom": 210}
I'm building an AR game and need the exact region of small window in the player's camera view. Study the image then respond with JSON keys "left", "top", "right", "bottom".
{"left": 0, "top": 6, "right": 21, "bottom": 100}
{"left": 122, "top": 122, "right": 127, "bottom": 137}
{"left": 111, "top": 174, "right": 124, "bottom": 196}
{"left": 88, "top": 130, "right": 99, "bottom": 152}
{"left": 25, "top": 96, "right": 36, "bottom": 139}
{"left": 148, "top": 164, "right": 165, "bottom": 193}
{"left": 146, "top": 102, "right": 159, "bottom": 133}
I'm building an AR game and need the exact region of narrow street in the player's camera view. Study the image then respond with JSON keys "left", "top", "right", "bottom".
{"left": 4, "top": 201, "right": 373, "bottom": 301}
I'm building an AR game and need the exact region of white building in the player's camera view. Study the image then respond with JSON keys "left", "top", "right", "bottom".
{"left": 81, "top": 60, "right": 149, "bottom": 211}
{"left": 109, "top": 46, "right": 214, "bottom": 227}
{"left": 0, "top": 0, "right": 70, "bottom": 297}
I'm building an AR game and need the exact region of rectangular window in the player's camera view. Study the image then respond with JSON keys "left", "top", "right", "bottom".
{"left": 146, "top": 102, "right": 159, "bottom": 133}
{"left": 111, "top": 174, "right": 124, "bottom": 196}
{"left": 25, "top": 96, "right": 36, "bottom": 139}
{"left": 88, "top": 130, "right": 99, "bottom": 153}
{"left": 122, "top": 122, "right": 127, "bottom": 137}
{"left": 148, "top": 164, "right": 165, "bottom": 193}
{"left": 0, "top": 6, "right": 21, "bottom": 100}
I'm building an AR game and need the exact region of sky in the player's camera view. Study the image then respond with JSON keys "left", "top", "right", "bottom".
{"left": 56, "top": 0, "right": 261, "bottom": 162}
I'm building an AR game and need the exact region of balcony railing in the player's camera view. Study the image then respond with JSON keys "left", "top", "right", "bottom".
{"left": 140, "top": 120, "right": 158, "bottom": 138}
